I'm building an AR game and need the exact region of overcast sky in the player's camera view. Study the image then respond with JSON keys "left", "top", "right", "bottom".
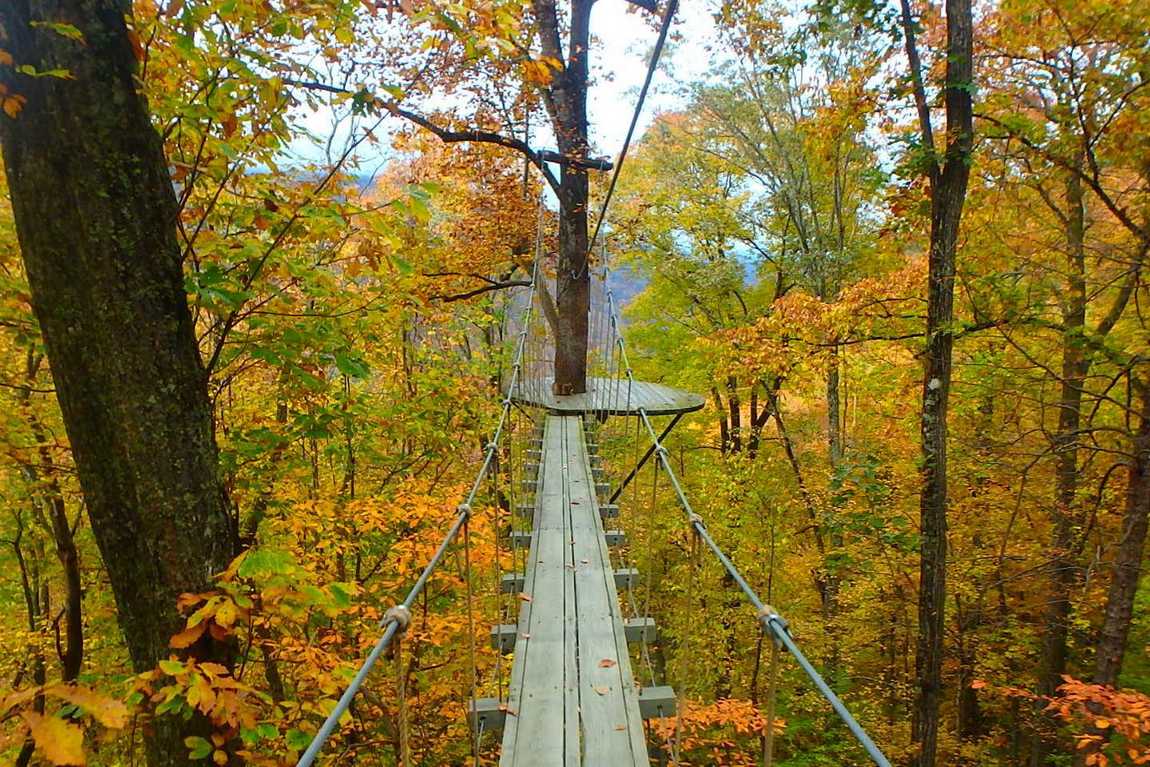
{"left": 287, "top": 2, "right": 721, "bottom": 175}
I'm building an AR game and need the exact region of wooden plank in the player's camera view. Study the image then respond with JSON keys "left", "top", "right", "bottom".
{"left": 566, "top": 417, "right": 649, "bottom": 764}
{"left": 499, "top": 415, "right": 649, "bottom": 766}
{"left": 508, "top": 376, "right": 705, "bottom": 417}
{"left": 501, "top": 418, "right": 567, "bottom": 766}
{"left": 560, "top": 418, "right": 580, "bottom": 767}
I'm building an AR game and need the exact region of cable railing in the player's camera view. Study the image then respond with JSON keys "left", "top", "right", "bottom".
{"left": 295, "top": 206, "right": 545, "bottom": 767}
{"left": 597, "top": 257, "right": 894, "bottom": 767}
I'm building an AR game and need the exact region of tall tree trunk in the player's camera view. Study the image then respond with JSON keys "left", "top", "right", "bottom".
{"left": 711, "top": 385, "right": 731, "bottom": 454}
{"left": 1032, "top": 165, "right": 1090, "bottom": 766}
{"left": 825, "top": 346, "right": 844, "bottom": 671}
{"left": 543, "top": 0, "right": 592, "bottom": 394}
{"left": 748, "top": 378, "right": 779, "bottom": 459}
{"left": 727, "top": 375, "right": 742, "bottom": 452}
{"left": 902, "top": 0, "right": 975, "bottom": 762}
{"left": 17, "top": 350, "right": 84, "bottom": 682}
{"left": 827, "top": 345, "right": 844, "bottom": 467}
{"left": 0, "top": 2, "right": 237, "bottom": 764}
{"left": 554, "top": 165, "right": 590, "bottom": 394}
{"left": 1093, "top": 380, "right": 1150, "bottom": 686}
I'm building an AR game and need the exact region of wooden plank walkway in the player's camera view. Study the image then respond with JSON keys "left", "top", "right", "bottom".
{"left": 510, "top": 376, "right": 705, "bottom": 416}
{"left": 499, "top": 415, "right": 650, "bottom": 766}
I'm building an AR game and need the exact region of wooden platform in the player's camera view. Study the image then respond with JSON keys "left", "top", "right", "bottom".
{"left": 499, "top": 415, "right": 650, "bottom": 766}
{"left": 510, "top": 376, "right": 705, "bottom": 416}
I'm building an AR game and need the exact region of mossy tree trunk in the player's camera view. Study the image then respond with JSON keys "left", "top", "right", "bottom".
{"left": 0, "top": 1, "right": 237, "bottom": 764}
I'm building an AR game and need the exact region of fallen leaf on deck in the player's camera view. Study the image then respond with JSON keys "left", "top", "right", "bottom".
{"left": 599, "top": 658, "right": 617, "bottom": 668}
{"left": 593, "top": 685, "right": 610, "bottom": 695}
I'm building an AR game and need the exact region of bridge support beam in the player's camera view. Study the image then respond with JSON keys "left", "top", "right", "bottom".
{"left": 609, "top": 412, "right": 683, "bottom": 504}
{"left": 470, "top": 698, "right": 507, "bottom": 732}
{"left": 638, "top": 686, "right": 677, "bottom": 719}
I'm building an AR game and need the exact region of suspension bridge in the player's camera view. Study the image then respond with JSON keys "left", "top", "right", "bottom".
{"left": 293, "top": 239, "right": 892, "bottom": 766}
{"left": 295, "top": 0, "right": 892, "bottom": 761}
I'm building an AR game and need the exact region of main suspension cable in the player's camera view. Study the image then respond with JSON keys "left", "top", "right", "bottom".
{"left": 586, "top": 0, "right": 679, "bottom": 261}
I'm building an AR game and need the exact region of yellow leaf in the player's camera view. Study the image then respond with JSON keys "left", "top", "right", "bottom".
{"left": 48, "top": 684, "right": 129, "bottom": 729}
{"left": 212, "top": 750, "right": 228, "bottom": 766}
{"left": 215, "top": 600, "right": 237, "bottom": 628}
{"left": 22, "top": 711, "right": 85, "bottom": 766}
{"left": 1094, "top": 718, "right": 1111, "bottom": 729}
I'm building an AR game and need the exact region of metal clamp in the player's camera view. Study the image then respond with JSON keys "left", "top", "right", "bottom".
{"left": 384, "top": 605, "right": 413, "bottom": 634}
{"left": 759, "top": 605, "right": 789, "bottom": 646}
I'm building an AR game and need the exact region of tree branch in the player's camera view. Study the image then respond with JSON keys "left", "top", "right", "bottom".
{"left": 899, "top": 0, "right": 938, "bottom": 177}
{"left": 978, "top": 112, "right": 1150, "bottom": 244}
{"left": 433, "top": 280, "right": 533, "bottom": 302}
{"left": 279, "top": 78, "right": 593, "bottom": 191}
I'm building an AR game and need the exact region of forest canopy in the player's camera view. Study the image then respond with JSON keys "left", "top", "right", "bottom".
{"left": 0, "top": 0, "right": 1148, "bottom": 765}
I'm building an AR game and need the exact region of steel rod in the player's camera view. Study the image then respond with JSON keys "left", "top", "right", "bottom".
{"left": 609, "top": 412, "right": 682, "bottom": 503}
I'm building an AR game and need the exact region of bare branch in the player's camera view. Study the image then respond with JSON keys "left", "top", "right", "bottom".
{"left": 433, "top": 280, "right": 533, "bottom": 302}
{"left": 899, "top": 0, "right": 938, "bottom": 177}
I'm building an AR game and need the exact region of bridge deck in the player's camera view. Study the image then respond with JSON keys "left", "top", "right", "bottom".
{"left": 500, "top": 415, "right": 649, "bottom": 766}
{"left": 510, "top": 376, "right": 705, "bottom": 416}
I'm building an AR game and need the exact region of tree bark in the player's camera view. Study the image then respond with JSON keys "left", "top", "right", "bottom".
{"left": 902, "top": 0, "right": 975, "bottom": 763}
{"left": 827, "top": 346, "right": 844, "bottom": 467}
{"left": 727, "top": 375, "right": 742, "bottom": 452}
{"left": 554, "top": 163, "right": 590, "bottom": 393}
{"left": 711, "top": 385, "right": 731, "bottom": 454}
{"left": 0, "top": 1, "right": 237, "bottom": 764}
{"left": 534, "top": 0, "right": 595, "bottom": 394}
{"left": 1032, "top": 165, "right": 1090, "bottom": 766}
{"left": 1093, "top": 381, "right": 1150, "bottom": 687}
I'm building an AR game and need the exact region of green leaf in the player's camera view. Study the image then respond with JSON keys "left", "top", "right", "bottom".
{"left": 15, "top": 64, "right": 73, "bottom": 79}
{"left": 286, "top": 728, "right": 313, "bottom": 751}
{"left": 237, "top": 548, "right": 297, "bottom": 578}
{"left": 159, "top": 659, "right": 186, "bottom": 675}
{"left": 334, "top": 353, "right": 370, "bottom": 379}
{"left": 30, "top": 21, "right": 85, "bottom": 43}
{"left": 185, "top": 736, "right": 213, "bottom": 759}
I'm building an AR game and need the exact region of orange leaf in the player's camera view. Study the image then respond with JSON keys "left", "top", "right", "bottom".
{"left": 2, "top": 94, "right": 26, "bottom": 118}
{"left": 170, "top": 622, "right": 207, "bottom": 649}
